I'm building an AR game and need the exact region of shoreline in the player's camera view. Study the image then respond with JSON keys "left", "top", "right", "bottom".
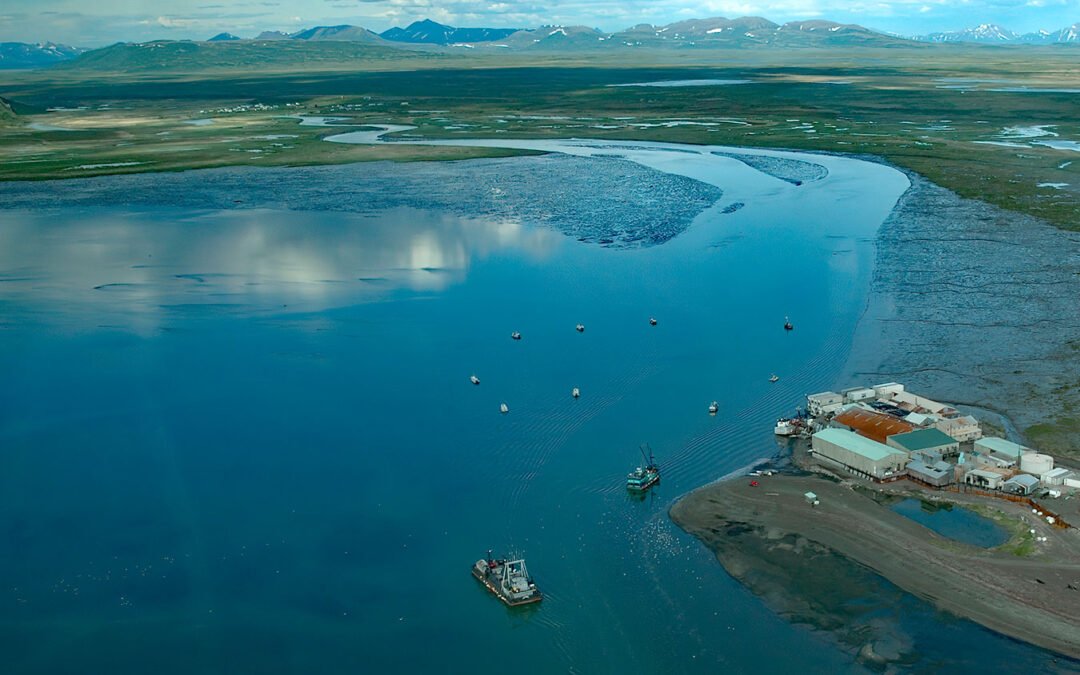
{"left": 670, "top": 473, "right": 1080, "bottom": 661}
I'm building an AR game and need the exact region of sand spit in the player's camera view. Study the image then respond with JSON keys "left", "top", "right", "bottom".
{"left": 671, "top": 474, "right": 1080, "bottom": 660}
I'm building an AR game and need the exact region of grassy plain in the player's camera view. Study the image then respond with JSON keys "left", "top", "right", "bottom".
{"left": 2, "top": 45, "right": 1078, "bottom": 230}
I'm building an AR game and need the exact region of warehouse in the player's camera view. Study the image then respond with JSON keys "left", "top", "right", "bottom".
{"left": 906, "top": 459, "right": 954, "bottom": 487}
{"left": 811, "top": 428, "right": 910, "bottom": 480}
{"left": 1041, "top": 468, "right": 1074, "bottom": 486}
{"left": 831, "top": 407, "right": 914, "bottom": 444}
{"left": 964, "top": 469, "right": 1005, "bottom": 490}
{"left": 887, "top": 428, "right": 961, "bottom": 459}
{"left": 807, "top": 391, "right": 844, "bottom": 417}
{"left": 886, "top": 391, "right": 957, "bottom": 417}
{"left": 975, "top": 437, "right": 1028, "bottom": 463}
{"left": 1003, "top": 474, "right": 1040, "bottom": 496}
{"left": 842, "top": 387, "right": 876, "bottom": 403}
{"left": 934, "top": 415, "right": 983, "bottom": 442}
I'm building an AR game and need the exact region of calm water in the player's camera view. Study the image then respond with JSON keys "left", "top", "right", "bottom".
{"left": 0, "top": 144, "right": 1068, "bottom": 673}
{"left": 891, "top": 499, "right": 1010, "bottom": 548}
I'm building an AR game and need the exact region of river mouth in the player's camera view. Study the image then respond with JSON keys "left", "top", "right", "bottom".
{"left": 10, "top": 134, "right": 1064, "bottom": 673}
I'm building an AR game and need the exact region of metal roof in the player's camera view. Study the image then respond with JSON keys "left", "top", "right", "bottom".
{"left": 832, "top": 407, "right": 914, "bottom": 444}
{"left": 889, "top": 428, "right": 958, "bottom": 451}
{"left": 976, "top": 437, "right": 1027, "bottom": 458}
{"left": 1005, "top": 474, "right": 1040, "bottom": 487}
{"left": 814, "top": 428, "right": 907, "bottom": 462}
{"left": 908, "top": 460, "right": 948, "bottom": 478}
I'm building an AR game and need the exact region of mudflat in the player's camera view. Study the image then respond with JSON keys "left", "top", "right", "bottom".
{"left": 670, "top": 474, "right": 1080, "bottom": 660}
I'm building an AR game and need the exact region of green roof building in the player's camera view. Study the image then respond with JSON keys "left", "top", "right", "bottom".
{"left": 887, "top": 428, "right": 960, "bottom": 458}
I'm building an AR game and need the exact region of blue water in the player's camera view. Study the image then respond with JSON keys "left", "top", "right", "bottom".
{"left": 0, "top": 151, "right": 1069, "bottom": 673}
{"left": 891, "top": 499, "right": 1010, "bottom": 548}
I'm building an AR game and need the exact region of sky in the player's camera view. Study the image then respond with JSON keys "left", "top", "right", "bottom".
{"left": 1, "top": 0, "right": 1076, "bottom": 46}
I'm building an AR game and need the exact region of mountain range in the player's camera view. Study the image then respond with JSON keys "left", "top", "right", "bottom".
{"left": 915, "top": 22, "right": 1080, "bottom": 43}
{"left": 0, "top": 41, "right": 85, "bottom": 69}
{"left": 3, "top": 18, "right": 1079, "bottom": 70}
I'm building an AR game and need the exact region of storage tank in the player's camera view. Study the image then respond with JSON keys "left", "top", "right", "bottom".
{"left": 1019, "top": 453, "right": 1054, "bottom": 476}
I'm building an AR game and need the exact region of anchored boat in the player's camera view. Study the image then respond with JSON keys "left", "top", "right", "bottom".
{"left": 576, "top": 323, "right": 585, "bottom": 333}
{"left": 500, "top": 403, "right": 509, "bottom": 414}
{"left": 649, "top": 317, "right": 657, "bottom": 326}
{"left": 627, "top": 444, "right": 660, "bottom": 492}
{"left": 708, "top": 401, "right": 719, "bottom": 415}
{"left": 511, "top": 331, "right": 522, "bottom": 340}
{"left": 572, "top": 387, "right": 580, "bottom": 399}
{"left": 470, "top": 375, "right": 480, "bottom": 385}
{"left": 472, "top": 552, "right": 542, "bottom": 607}
{"left": 769, "top": 374, "right": 779, "bottom": 383}
{"left": 784, "top": 316, "right": 794, "bottom": 331}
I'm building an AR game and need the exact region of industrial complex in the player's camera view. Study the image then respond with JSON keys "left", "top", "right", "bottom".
{"left": 779, "top": 383, "right": 1079, "bottom": 505}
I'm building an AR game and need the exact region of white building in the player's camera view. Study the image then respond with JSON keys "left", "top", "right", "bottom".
{"left": 974, "top": 437, "right": 1028, "bottom": 463}
{"left": 807, "top": 392, "right": 844, "bottom": 417}
{"left": 872, "top": 382, "right": 905, "bottom": 398}
{"left": 1041, "top": 468, "right": 1074, "bottom": 486}
{"left": 934, "top": 415, "right": 982, "bottom": 442}
{"left": 811, "top": 428, "right": 909, "bottom": 480}
{"left": 842, "top": 387, "right": 876, "bottom": 404}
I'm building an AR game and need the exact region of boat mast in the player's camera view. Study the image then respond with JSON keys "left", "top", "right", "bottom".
{"left": 639, "top": 443, "right": 654, "bottom": 468}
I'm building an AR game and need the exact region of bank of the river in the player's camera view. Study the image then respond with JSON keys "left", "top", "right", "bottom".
{"left": 843, "top": 170, "right": 1080, "bottom": 458}
{"left": 670, "top": 474, "right": 1080, "bottom": 660}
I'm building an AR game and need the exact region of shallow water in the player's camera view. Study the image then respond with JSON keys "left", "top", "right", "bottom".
{"left": 0, "top": 141, "right": 1068, "bottom": 673}
{"left": 890, "top": 499, "right": 1009, "bottom": 548}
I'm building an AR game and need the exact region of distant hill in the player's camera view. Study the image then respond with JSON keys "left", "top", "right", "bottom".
{"left": 288, "top": 25, "right": 384, "bottom": 42}
{"left": 0, "top": 41, "right": 85, "bottom": 69}
{"left": 916, "top": 22, "right": 1080, "bottom": 43}
{"left": 492, "top": 25, "right": 610, "bottom": 49}
{"left": 380, "top": 19, "right": 517, "bottom": 45}
{"left": 490, "top": 17, "right": 907, "bottom": 50}
{"left": 57, "top": 39, "right": 431, "bottom": 73}
{"left": 207, "top": 33, "right": 241, "bottom": 42}
{"left": 255, "top": 31, "right": 291, "bottom": 40}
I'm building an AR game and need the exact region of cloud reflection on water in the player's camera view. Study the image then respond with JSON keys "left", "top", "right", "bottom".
{"left": 0, "top": 206, "right": 562, "bottom": 333}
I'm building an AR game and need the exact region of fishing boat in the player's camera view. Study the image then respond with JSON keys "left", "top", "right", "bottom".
{"left": 649, "top": 317, "right": 657, "bottom": 326}
{"left": 500, "top": 403, "right": 509, "bottom": 414}
{"left": 470, "top": 375, "right": 480, "bottom": 385}
{"left": 769, "top": 374, "right": 779, "bottom": 383}
{"left": 627, "top": 444, "right": 660, "bottom": 492}
{"left": 774, "top": 408, "right": 808, "bottom": 437}
{"left": 511, "top": 331, "right": 522, "bottom": 340}
{"left": 576, "top": 323, "right": 585, "bottom": 333}
{"left": 784, "top": 316, "right": 794, "bottom": 331}
{"left": 708, "top": 401, "right": 719, "bottom": 415}
{"left": 572, "top": 387, "right": 580, "bottom": 399}
{"left": 472, "top": 552, "right": 542, "bottom": 607}
{"left": 774, "top": 418, "right": 798, "bottom": 436}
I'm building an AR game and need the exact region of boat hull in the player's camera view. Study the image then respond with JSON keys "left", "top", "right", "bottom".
{"left": 471, "top": 566, "right": 542, "bottom": 607}
{"left": 626, "top": 476, "right": 660, "bottom": 492}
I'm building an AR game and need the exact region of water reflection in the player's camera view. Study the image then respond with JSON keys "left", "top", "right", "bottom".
{"left": 0, "top": 206, "right": 561, "bottom": 332}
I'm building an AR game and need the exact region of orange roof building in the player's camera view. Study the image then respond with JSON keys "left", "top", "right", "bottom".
{"left": 831, "top": 407, "right": 915, "bottom": 444}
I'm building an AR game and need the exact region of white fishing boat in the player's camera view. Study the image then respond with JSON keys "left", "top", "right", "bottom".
{"left": 575, "top": 323, "right": 585, "bottom": 333}
{"left": 500, "top": 403, "right": 509, "bottom": 414}
{"left": 511, "top": 331, "right": 522, "bottom": 340}
{"left": 769, "top": 374, "right": 779, "bottom": 383}
{"left": 649, "top": 317, "right": 657, "bottom": 326}
{"left": 774, "top": 418, "right": 798, "bottom": 436}
{"left": 572, "top": 387, "right": 580, "bottom": 399}
{"left": 708, "top": 401, "right": 719, "bottom": 415}
{"left": 470, "top": 375, "right": 480, "bottom": 385}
